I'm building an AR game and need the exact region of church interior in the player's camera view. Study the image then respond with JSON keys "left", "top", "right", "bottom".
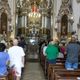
{"left": 0, "top": 0, "right": 80, "bottom": 80}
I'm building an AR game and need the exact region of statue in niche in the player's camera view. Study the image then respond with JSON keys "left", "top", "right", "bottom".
{"left": 62, "top": 26, "right": 66, "bottom": 35}
{"left": 3, "top": 31, "right": 6, "bottom": 37}
{"left": 2, "top": 31, "right": 7, "bottom": 41}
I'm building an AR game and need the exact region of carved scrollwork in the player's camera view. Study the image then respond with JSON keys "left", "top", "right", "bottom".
{"left": 76, "top": 0, "right": 80, "bottom": 3}
{"left": 62, "top": 0, "right": 69, "bottom": 3}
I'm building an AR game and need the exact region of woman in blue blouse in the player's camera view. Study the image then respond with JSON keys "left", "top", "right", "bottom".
{"left": 0, "top": 43, "right": 10, "bottom": 76}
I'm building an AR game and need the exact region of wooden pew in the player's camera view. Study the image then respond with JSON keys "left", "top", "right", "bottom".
{"left": 40, "top": 50, "right": 46, "bottom": 75}
{"left": 56, "top": 58, "right": 66, "bottom": 63}
{"left": 40, "top": 52, "right": 66, "bottom": 78}
{"left": 0, "top": 76, "right": 7, "bottom": 80}
{"left": 47, "top": 58, "right": 65, "bottom": 80}
{"left": 47, "top": 56, "right": 80, "bottom": 80}
{"left": 40, "top": 50, "right": 45, "bottom": 67}
{"left": 49, "top": 64, "right": 64, "bottom": 80}
{"left": 54, "top": 69, "right": 80, "bottom": 80}
{"left": 7, "top": 69, "right": 15, "bottom": 80}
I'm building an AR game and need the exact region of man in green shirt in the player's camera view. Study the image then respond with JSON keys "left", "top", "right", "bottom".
{"left": 45, "top": 39, "right": 59, "bottom": 64}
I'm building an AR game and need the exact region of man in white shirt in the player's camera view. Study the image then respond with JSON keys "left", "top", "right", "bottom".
{"left": 8, "top": 39, "right": 25, "bottom": 80}
{"left": 42, "top": 41, "right": 48, "bottom": 56}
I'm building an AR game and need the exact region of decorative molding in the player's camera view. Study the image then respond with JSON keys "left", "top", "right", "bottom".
{"left": 59, "top": 0, "right": 70, "bottom": 16}
{"left": 57, "top": 0, "right": 73, "bottom": 21}
{"left": 0, "top": 1, "right": 11, "bottom": 19}
{"left": 56, "top": 0, "right": 73, "bottom": 37}
{"left": 0, "top": 0, "right": 11, "bottom": 33}
{"left": 62, "top": 0, "right": 69, "bottom": 4}
{"left": 76, "top": 0, "right": 80, "bottom": 3}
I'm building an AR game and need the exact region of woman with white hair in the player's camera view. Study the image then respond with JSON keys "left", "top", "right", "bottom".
{"left": 8, "top": 39, "right": 25, "bottom": 80}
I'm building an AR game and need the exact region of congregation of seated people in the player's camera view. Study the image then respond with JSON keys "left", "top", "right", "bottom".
{"left": 0, "top": 37, "right": 25, "bottom": 80}
{"left": 0, "top": 34, "right": 80, "bottom": 80}
{"left": 40, "top": 35, "right": 80, "bottom": 80}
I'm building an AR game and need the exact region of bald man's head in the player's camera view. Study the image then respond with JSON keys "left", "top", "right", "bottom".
{"left": 13, "top": 39, "right": 18, "bottom": 46}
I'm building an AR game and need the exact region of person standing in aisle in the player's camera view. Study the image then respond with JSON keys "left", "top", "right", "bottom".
{"left": 8, "top": 39, "right": 25, "bottom": 80}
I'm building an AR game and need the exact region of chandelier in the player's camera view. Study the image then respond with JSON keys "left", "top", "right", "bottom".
{"left": 28, "top": 1, "right": 41, "bottom": 20}
{"left": 28, "top": 12, "right": 41, "bottom": 18}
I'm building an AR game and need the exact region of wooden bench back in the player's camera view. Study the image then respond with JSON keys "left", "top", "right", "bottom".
{"left": 0, "top": 76, "right": 7, "bottom": 80}
{"left": 7, "top": 69, "right": 15, "bottom": 80}
{"left": 47, "top": 63, "right": 64, "bottom": 80}
{"left": 55, "top": 70, "right": 80, "bottom": 80}
{"left": 56, "top": 58, "right": 66, "bottom": 63}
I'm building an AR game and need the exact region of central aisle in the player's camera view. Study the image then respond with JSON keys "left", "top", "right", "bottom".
{"left": 21, "top": 62, "right": 46, "bottom": 80}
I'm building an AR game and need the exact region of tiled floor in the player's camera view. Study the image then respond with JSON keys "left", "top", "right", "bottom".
{"left": 21, "top": 62, "right": 46, "bottom": 80}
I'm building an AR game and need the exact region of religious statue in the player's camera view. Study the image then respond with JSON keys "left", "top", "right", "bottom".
{"left": 61, "top": 26, "right": 67, "bottom": 35}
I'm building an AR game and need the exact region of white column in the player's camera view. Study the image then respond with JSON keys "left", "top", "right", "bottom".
{"left": 68, "top": 22, "right": 71, "bottom": 32}
{"left": 22, "top": 16, "right": 24, "bottom": 27}
{"left": 24, "top": 16, "right": 25, "bottom": 27}
{"left": 78, "top": 30, "right": 80, "bottom": 41}
{"left": 41, "top": 14, "right": 45, "bottom": 28}
{"left": 50, "top": 14, "right": 53, "bottom": 38}
{"left": 16, "top": 14, "right": 18, "bottom": 26}
{"left": 10, "top": 0, "right": 16, "bottom": 39}
{"left": 45, "top": 16, "right": 47, "bottom": 28}
{"left": 58, "top": 22, "right": 61, "bottom": 32}
{"left": 51, "top": 15, "right": 53, "bottom": 27}
{"left": 25, "top": 16, "right": 26, "bottom": 27}
{"left": 52, "top": 0, "right": 57, "bottom": 38}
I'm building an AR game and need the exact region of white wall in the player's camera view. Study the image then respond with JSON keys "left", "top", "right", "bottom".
{"left": 8, "top": 0, "right": 14, "bottom": 26}
{"left": 8, "top": 0, "right": 16, "bottom": 38}
{"left": 53, "top": 0, "right": 62, "bottom": 28}
{"left": 73, "top": 0, "right": 80, "bottom": 31}
{"left": 51, "top": 0, "right": 62, "bottom": 38}
{"left": 56, "top": 0, "right": 62, "bottom": 16}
